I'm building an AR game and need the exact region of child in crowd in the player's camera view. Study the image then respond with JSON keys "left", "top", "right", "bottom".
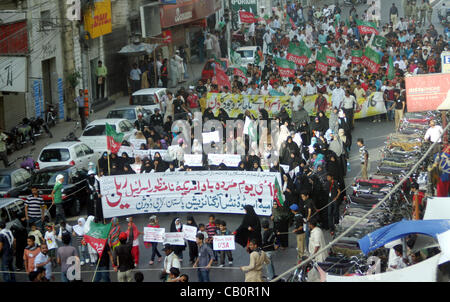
{"left": 262, "top": 220, "right": 277, "bottom": 281}
{"left": 28, "top": 222, "right": 44, "bottom": 246}
{"left": 197, "top": 224, "right": 208, "bottom": 240}
{"left": 206, "top": 214, "right": 218, "bottom": 262}
{"left": 145, "top": 215, "right": 162, "bottom": 265}
{"left": 44, "top": 224, "right": 58, "bottom": 266}
{"left": 216, "top": 220, "right": 233, "bottom": 267}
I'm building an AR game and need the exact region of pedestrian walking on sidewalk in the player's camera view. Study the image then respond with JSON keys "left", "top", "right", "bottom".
{"left": 74, "top": 89, "right": 86, "bottom": 129}
{"left": 357, "top": 138, "right": 369, "bottom": 180}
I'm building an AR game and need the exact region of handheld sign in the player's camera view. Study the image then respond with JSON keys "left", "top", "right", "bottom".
{"left": 182, "top": 224, "right": 198, "bottom": 242}
{"left": 143, "top": 227, "right": 165, "bottom": 243}
{"left": 163, "top": 232, "right": 185, "bottom": 246}
{"left": 213, "top": 235, "right": 235, "bottom": 251}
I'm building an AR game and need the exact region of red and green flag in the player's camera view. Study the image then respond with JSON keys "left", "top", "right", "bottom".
{"left": 356, "top": 19, "right": 379, "bottom": 35}
{"left": 275, "top": 57, "right": 296, "bottom": 78}
{"left": 239, "top": 11, "right": 257, "bottom": 23}
{"left": 322, "top": 46, "right": 337, "bottom": 66}
{"left": 105, "top": 123, "right": 124, "bottom": 154}
{"left": 273, "top": 177, "right": 285, "bottom": 207}
{"left": 386, "top": 56, "right": 395, "bottom": 80}
{"left": 84, "top": 221, "right": 112, "bottom": 258}
{"left": 316, "top": 51, "right": 328, "bottom": 74}
{"left": 286, "top": 14, "right": 297, "bottom": 30}
{"left": 255, "top": 49, "right": 264, "bottom": 65}
{"left": 361, "top": 46, "right": 382, "bottom": 73}
{"left": 371, "top": 35, "right": 387, "bottom": 49}
{"left": 351, "top": 49, "right": 363, "bottom": 64}
{"left": 334, "top": 18, "right": 341, "bottom": 40}
{"left": 286, "top": 42, "right": 311, "bottom": 66}
{"left": 233, "top": 67, "right": 248, "bottom": 84}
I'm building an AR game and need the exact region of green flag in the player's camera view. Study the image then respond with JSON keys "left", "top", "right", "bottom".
{"left": 275, "top": 57, "right": 296, "bottom": 77}
{"left": 361, "top": 46, "right": 382, "bottom": 73}
{"left": 316, "top": 51, "right": 328, "bottom": 74}
{"left": 231, "top": 50, "right": 242, "bottom": 66}
{"left": 105, "top": 123, "right": 124, "bottom": 154}
{"left": 351, "top": 49, "right": 363, "bottom": 64}
{"left": 372, "top": 35, "right": 387, "bottom": 49}
{"left": 84, "top": 221, "right": 112, "bottom": 258}
{"left": 387, "top": 56, "right": 395, "bottom": 80}
{"left": 286, "top": 42, "right": 310, "bottom": 66}
{"left": 274, "top": 177, "right": 284, "bottom": 207}
{"left": 322, "top": 46, "right": 337, "bottom": 66}
{"left": 356, "top": 19, "right": 379, "bottom": 35}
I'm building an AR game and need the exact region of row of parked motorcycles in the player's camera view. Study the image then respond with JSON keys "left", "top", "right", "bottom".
{"left": 292, "top": 111, "right": 448, "bottom": 281}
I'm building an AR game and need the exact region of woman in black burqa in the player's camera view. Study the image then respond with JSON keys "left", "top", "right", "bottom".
{"left": 185, "top": 215, "right": 198, "bottom": 264}
{"left": 234, "top": 205, "right": 262, "bottom": 249}
{"left": 169, "top": 217, "right": 186, "bottom": 261}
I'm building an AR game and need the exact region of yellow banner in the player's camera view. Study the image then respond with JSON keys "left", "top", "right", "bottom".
{"left": 203, "top": 92, "right": 386, "bottom": 120}
{"left": 84, "top": 0, "right": 112, "bottom": 39}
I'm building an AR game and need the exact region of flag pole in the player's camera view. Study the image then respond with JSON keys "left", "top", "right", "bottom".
{"left": 107, "top": 151, "right": 111, "bottom": 176}
{"left": 91, "top": 254, "right": 102, "bottom": 282}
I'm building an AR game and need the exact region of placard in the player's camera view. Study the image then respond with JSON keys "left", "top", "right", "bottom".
{"left": 208, "top": 154, "right": 242, "bottom": 167}
{"left": 182, "top": 224, "right": 197, "bottom": 242}
{"left": 183, "top": 154, "right": 203, "bottom": 167}
{"left": 163, "top": 232, "right": 185, "bottom": 246}
{"left": 118, "top": 146, "right": 134, "bottom": 157}
{"left": 100, "top": 170, "right": 278, "bottom": 218}
{"left": 149, "top": 149, "right": 171, "bottom": 161}
{"left": 134, "top": 149, "right": 151, "bottom": 159}
{"left": 280, "top": 164, "right": 290, "bottom": 172}
{"left": 213, "top": 235, "right": 235, "bottom": 251}
{"left": 143, "top": 227, "right": 165, "bottom": 243}
{"left": 202, "top": 131, "right": 221, "bottom": 144}
{"left": 130, "top": 138, "right": 147, "bottom": 149}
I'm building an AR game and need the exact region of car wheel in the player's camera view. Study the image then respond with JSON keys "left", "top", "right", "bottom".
{"left": 71, "top": 199, "right": 81, "bottom": 216}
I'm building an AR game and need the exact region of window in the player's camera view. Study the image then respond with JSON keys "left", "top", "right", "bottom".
{"left": 40, "top": 10, "right": 53, "bottom": 31}
{"left": 31, "top": 171, "right": 69, "bottom": 186}
{"left": 124, "top": 120, "right": 134, "bottom": 131}
{"left": 80, "top": 144, "right": 94, "bottom": 155}
{"left": 82, "top": 125, "right": 115, "bottom": 136}
{"left": 106, "top": 109, "right": 137, "bottom": 120}
{"left": 11, "top": 172, "right": 25, "bottom": 187}
{"left": 0, "top": 175, "right": 11, "bottom": 188}
{"left": 119, "top": 121, "right": 128, "bottom": 133}
{"left": 132, "top": 95, "right": 157, "bottom": 106}
{"left": 39, "top": 149, "right": 71, "bottom": 162}
{"left": 74, "top": 145, "right": 85, "bottom": 158}
{"left": 237, "top": 50, "right": 254, "bottom": 59}
{"left": 19, "top": 170, "right": 31, "bottom": 183}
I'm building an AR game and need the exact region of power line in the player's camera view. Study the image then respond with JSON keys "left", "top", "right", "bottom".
{"left": 271, "top": 122, "right": 450, "bottom": 282}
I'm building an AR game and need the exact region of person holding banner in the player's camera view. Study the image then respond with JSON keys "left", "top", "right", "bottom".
{"left": 170, "top": 218, "right": 186, "bottom": 262}
{"left": 186, "top": 216, "right": 198, "bottom": 264}
{"left": 145, "top": 216, "right": 162, "bottom": 265}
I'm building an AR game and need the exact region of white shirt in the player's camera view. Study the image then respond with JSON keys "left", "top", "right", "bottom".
{"left": 305, "top": 82, "right": 317, "bottom": 96}
{"left": 424, "top": 126, "right": 444, "bottom": 143}
{"left": 389, "top": 255, "right": 407, "bottom": 270}
{"left": 331, "top": 87, "right": 345, "bottom": 109}
{"left": 342, "top": 95, "right": 357, "bottom": 109}
{"left": 34, "top": 252, "right": 52, "bottom": 280}
{"left": 291, "top": 94, "right": 303, "bottom": 110}
{"left": 308, "top": 226, "right": 328, "bottom": 263}
{"left": 130, "top": 68, "right": 141, "bottom": 81}
{"left": 263, "top": 32, "right": 272, "bottom": 44}
{"left": 164, "top": 251, "right": 181, "bottom": 272}
{"left": 204, "top": 38, "right": 213, "bottom": 50}
{"left": 45, "top": 230, "right": 58, "bottom": 250}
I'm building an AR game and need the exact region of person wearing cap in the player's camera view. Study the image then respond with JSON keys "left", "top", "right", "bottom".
{"left": 186, "top": 89, "right": 200, "bottom": 113}
{"left": 162, "top": 244, "right": 181, "bottom": 282}
{"left": 113, "top": 223, "right": 134, "bottom": 282}
{"left": 51, "top": 174, "right": 65, "bottom": 225}
{"left": 290, "top": 203, "right": 305, "bottom": 260}
{"left": 134, "top": 111, "right": 148, "bottom": 132}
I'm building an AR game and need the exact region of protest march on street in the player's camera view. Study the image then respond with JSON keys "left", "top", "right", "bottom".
{"left": 0, "top": 0, "right": 450, "bottom": 285}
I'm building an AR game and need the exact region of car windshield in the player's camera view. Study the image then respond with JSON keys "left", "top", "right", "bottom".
{"left": 40, "top": 149, "right": 71, "bottom": 162}
{"left": 82, "top": 124, "right": 115, "bottom": 136}
{"left": 132, "top": 95, "right": 157, "bottom": 106}
{"left": 32, "top": 171, "right": 69, "bottom": 186}
{"left": 107, "top": 109, "right": 136, "bottom": 120}
{"left": 0, "top": 175, "right": 11, "bottom": 188}
{"left": 237, "top": 50, "right": 254, "bottom": 59}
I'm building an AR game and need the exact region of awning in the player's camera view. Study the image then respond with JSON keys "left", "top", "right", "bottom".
{"left": 358, "top": 219, "right": 450, "bottom": 255}
{"left": 326, "top": 253, "right": 441, "bottom": 282}
{"left": 118, "top": 43, "right": 160, "bottom": 56}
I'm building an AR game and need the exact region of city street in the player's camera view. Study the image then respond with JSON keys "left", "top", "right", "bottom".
{"left": 1, "top": 0, "right": 447, "bottom": 283}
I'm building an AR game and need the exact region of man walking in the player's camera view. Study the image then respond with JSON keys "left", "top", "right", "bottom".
{"left": 57, "top": 232, "right": 79, "bottom": 282}
{"left": 0, "top": 129, "right": 9, "bottom": 168}
{"left": 24, "top": 235, "right": 40, "bottom": 276}
{"left": 34, "top": 242, "right": 53, "bottom": 281}
{"left": 51, "top": 174, "right": 66, "bottom": 225}
{"left": 341, "top": 90, "right": 358, "bottom": 129}
{"left": 357, "top": 138, "right": 369, "bottom": 180}
{"left": 390, "top": 90, "right": 405, "bottom": 131}
{"left": 0, "top": 221, "right": 15, "bottom": 282}
{"left": 390, "top": 3, "right": 399, "bottom": 25}
{"left": 74, "top": 89, "right": 86, "bottom": 129}
{"left": 290, "top": 204, "right": 305, "bottom": 261}
{"left": 25, "top": 186, "right": 45, "bottom": 231}
{"left": 113, "top": 224, "right": 134, "bottom": 282}
{"left": 240, "top": 239, "right": 270, "bottom": 282}
{"left": 193, "top": 233, "right": 214, "bottom": 282}
{"left": 129, "top": 63, "right": 142, "bottom": 93}
{"left": 96, "top": 60, "right": 107, "bottom": 100}
{"left": 162, "top": 244, "right": 181, "bottom": 282}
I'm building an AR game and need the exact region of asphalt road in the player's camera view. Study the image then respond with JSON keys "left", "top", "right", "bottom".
{"left": 5, "top": 0, "right": 440, "bottom": 282}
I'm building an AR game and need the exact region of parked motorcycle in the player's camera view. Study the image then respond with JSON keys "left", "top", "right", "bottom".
{"left": 25, "top": 117, "right": 53, "bottom": 141}
{"left": 12, "top": 120, "right": 35, "bottom": 147}
{"left": 45, "top": 103, "right": 57, "bottom": 127}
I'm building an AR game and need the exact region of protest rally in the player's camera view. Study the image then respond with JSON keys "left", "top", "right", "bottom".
{"left": 0, "top": 0, "right": 450, "bottom": 284}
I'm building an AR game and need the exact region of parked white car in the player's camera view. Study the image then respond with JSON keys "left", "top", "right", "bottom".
{"left": 131, "top": 88, "right": 167, "bottom": 114}
{"left": 235, "top": 46, "right": 263, "bottom": 68}
{"left": 79, "top": 119, "right": 136, "bottom": 153}
{"left": 37, "top": 142, "right": 101, "bottom": 171}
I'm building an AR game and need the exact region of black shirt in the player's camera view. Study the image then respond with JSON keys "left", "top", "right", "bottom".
{"left": 293, "top": 213, "right": 305, "bottom": 234}
{"left": 262, "top": 228, "right": 277, "bottom": 252}
{"left": 0, "top": 232, "right": 13, "bottom": 258}
{"left": 394, "top": 97, "right": 405, "bottom": 110}
{"left": 150, "top": 113, "right": 163, "bottom": 127}
{"left": 98, "top": 243, "right": 111, "bottom": 267}
{"left": 173, "top": 99, "right": 184, "bottom": 114}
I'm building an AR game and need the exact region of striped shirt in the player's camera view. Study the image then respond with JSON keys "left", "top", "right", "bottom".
{"left": 206, "top": 223, "right": 217, "bottom": 239}
{"left": 25, "top": 195, "right": 44, "bottom": 219}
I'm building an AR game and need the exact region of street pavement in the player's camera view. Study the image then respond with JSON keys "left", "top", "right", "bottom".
{"left": 5, "top": 0, "right": 439, "bottom": 282}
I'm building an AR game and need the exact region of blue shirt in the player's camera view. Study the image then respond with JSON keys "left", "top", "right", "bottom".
{"left": 197, "top": 243, "right": 214, "bottom": 271}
